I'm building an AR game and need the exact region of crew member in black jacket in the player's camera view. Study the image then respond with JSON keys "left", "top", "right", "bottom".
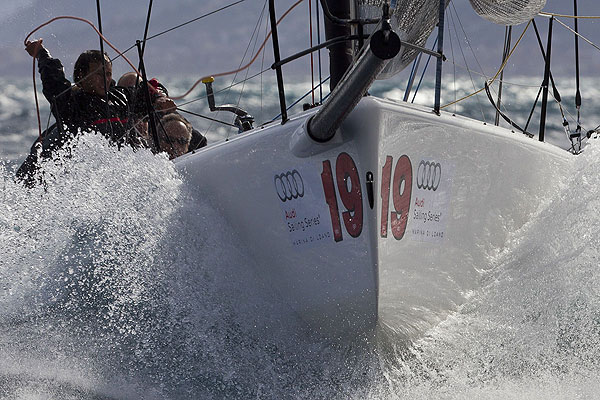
{"left": 17, "top": 38, "right": 175, "bottom": 184}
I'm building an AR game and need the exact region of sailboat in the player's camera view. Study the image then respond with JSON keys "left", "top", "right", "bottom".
{"left": 150, "top": 0, "right": 584, "bottom": 338}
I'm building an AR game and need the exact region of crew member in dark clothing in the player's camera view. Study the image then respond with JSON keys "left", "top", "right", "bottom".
{"left": 117, "top": 72, "right": 208, "bottom": 154}
{"left": 17, "top": 39, "right": 175, "bottom": 184}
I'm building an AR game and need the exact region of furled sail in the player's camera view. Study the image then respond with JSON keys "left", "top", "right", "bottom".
{"left": 357, "top": 0, "right": 450, "bottom": 80}
{"left": 469, "top": 0, "right": 546, "bottom": 26}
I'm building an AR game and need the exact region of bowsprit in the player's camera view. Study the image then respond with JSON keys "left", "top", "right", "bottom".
{"left": 274, "top": 170, "right": 305, "bottom": 202}
{"left": 416, "top": 160, "right": 442, "bottom": 191}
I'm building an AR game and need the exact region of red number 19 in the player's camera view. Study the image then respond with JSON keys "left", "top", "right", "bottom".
{"left": 381, "top": 155, "right": 412, "bottom": 240}
{"left": 321, "top": 152, "right": 363, "bottom": 242}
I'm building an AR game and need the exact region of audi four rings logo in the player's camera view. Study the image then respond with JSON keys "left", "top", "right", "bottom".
{"left": 274, "top": 170, "right": 305, "bottom": 202}
{"left": 416, "top": 160, "right": 442, "bottom": 191}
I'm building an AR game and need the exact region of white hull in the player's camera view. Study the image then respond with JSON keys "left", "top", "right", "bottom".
{"left": 176, "top": 96, "right": 570, "bottom": 338}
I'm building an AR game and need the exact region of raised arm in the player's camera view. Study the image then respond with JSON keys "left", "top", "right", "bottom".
{"left": 25, "top": 39, "right": 72, "bottom": 105}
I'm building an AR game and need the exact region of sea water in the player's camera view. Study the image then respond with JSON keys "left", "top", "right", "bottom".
{"left": 2, "top": 76, "right": 600, "bottom": 398}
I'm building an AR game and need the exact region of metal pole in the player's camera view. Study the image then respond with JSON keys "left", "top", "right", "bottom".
{"left": 539, "top": 17, "right": 553, "bottom": 142}
{"left": 433, "top": 0, "right": 445, "bottom": 114}
{"left": 96, "top": 0, "right": 113, "bottom": 137}
{"left": 268, "top": 0, "right": 288, "bottom": 124}
{"left": 574, "top": 0, "right": 581, "bottom": 137}
{"left": 308, "top": 14, "right": 400, "bottom": 142}
{"left": 136, "top": 40, "right": 161, "bottom": 150}
{"left": 495, "top": 26, "right": 511, "bottom": 126}
{"left": 141, "top": 0, "right": 154, "bottom": 56}
{"left": 316, "top": 0, "right": 323, "bottom": 103}
{"left": 404, "top": 53, "right": 422, "bottom": 102}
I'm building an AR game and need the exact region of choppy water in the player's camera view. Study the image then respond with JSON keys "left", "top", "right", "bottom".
{"left": 2, "top": 76, "right": 600, "bottom": 398}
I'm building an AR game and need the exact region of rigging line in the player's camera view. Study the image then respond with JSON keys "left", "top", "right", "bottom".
{"left": 446, "top": 5, "right": 456, "bottom": 113}
{"left": 25, "top": 16, "right": 141, "bottom": 75}
{"left": 549, "top": 90, "right": 585, "bottom": 131}
{"left": 486, "top": 67, "right": 525, "bottom": 131}
{"left": 552, "top": 18, "right": 600, "bottom": 55}
{"left": 144, "top": 0, "right": 245, "bottom": 46}
{"left": 270, "top": 76, "right": 330, "bottom": 121}
{"left": 96, "top": 0, "right": 114, "bottom": 138}
{"left": 549, "top": 89, "right": 583, "bottom": 152}
{"left": 260, "top": 6, "right": 269, "bottom": 119}
{"left": 141, "top": 0, "right": 154, "bottom": 56}
{"left": 204, "top": 0, "right": 266, "bottom": 140}
{"left": 441, "top": 20, "right": 531, "bottom": 110}
{"left": 233, "top": 0, "right": 266, "bottom": 110}
{"left": 531, "top": 20, "right": 564, "bottom": 108}
{"left": 447, "top": 60, "right": 542, "bottom": 88}
{"left": 176, "top": 68, "right": 270, "bottom": 108}
{"left": 114, "top": 0, "right": 247, "bottom": 63}
{"left": 484, "top": 81, "right": 533, "bottom": 137}
{"left": 177, "top": 108, "right": 238, "bottom": 128}
{"left": 574, "top": 0, "right": 582, "bottom": 133}
{"left": 227, "top": 0, "right": 268, "bottom": 139}
{"left": 448, "top": 4, "right": 486, "bottom": 121}
{"left": 411, "top": 38, "right": 437, "bottom": 103}
{"left": 539, "top": 11, "right": 600, "bottom": 19}
{"left": 523, "top": 85, "right": 543, "bottom": 133}
{"left": 450, "top": 2, "right": 486, "bottom": 78}
{"left": 316, "top": 0, "right": 323, "bottom": 103}
{"left": 169, "top": 0, "right": 305, "bottom": 100}
{"left": 26, "top": 15, "right": 144, "bottom": 139}
{"left": 403, "top": 52, "right": 421, "bottom": 102}
{"left": 309, "top": 0, "right": 315, "bottom": 105}
{"left": 495, "top": 26, "right": 512, "bottom": 126}
{"left": 404, "top": 50, "right": 420, "bottom": 101}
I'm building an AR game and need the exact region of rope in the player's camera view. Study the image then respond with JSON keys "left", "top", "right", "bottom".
{"left": 553, "top": 18, "right": 600, "bottom": 53}
{"left": 177, "top": 108, "right": 237, "bottom": 127}
{"left": 309, "top": 0, "right": 315, "bottom": 105}
{"left": 448, "top": 4, "right": 485, "bottom": 120}
{"left": 411, "top": 38, "right": 437, "bottom": 103}
{"left": 440, "top": 20, "right": 531, "bottom": 110}
{"left": 316, "top": 0, "right": 323, "bottom": 103}
{"left": 177, "top": 68, "right": 270, "bottom": 108}
{"left": 539, "top": 11, "right": 600, "bottom": 19}
{"left": 446, "top": 61, "right": 542, "bottom": 88}
{"left": 114, "top": 0, "right": 247, "bottom": 63}
{"left": 226, "top": 0, "right": 267, "bottom": 139}
{"left": 446, "top": 8, "right": 456, "bottom": 113}
{"left": 25, "top": 16, "right": 140, "bottom": 73}
{"left": 573, "top": 0, "right": 582, "bottom": 151}
{"left": 169, "top": 0, "right": 305, "bottom": 100}
{"left": 271, "top": 76, "right": 330, "bottom": 121}
{"left": 25, "top": 16, "right": 144, "bottom": 140}
{"left": 24, "top": 0, "right": 297, "bottom": 138}
{"left": 96, "top": 0, "right": 114, "bottom": 139}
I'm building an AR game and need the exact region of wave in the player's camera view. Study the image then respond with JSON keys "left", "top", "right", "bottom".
{"left": 365, "top": 140, "right": 600, "bottom": 399}
{"left": 0, "top": 134, "right": 380, "bottom": 399}
{"left": 2, "top": 100, "right": 600, "bottom": 399}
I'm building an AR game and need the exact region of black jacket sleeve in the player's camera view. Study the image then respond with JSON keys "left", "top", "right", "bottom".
{"left": 36, "top": 48, "right": 72, "bottom": 106}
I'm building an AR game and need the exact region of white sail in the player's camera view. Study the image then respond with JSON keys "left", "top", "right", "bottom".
{"left": 469, "top": 0, "right": 547, "bottom": 26}
{"left": 357, "top": 0, "right": 450, "bottom": 80}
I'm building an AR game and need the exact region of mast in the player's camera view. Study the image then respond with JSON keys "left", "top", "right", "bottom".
{"left": 539, "top": 17, "right": 553, "bottom": 142}
{"left": 433, "top": 0, "right": 445, "bottom": 115}
{"left": 323, "top": 0, "right": 353, "bottom": 90}
{"left": 308, "top": 3, "right": 400, "bottom": 142}
{"left": 269, "top": 0, "right": 288, "bottom": 123}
